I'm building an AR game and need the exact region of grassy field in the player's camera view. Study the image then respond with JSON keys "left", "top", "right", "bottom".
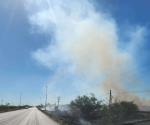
{"left": 136, "top": 122, "right": 150, "bottom": 125}
{"left": 0, "top": 105, "right": 31, "bottom": 113}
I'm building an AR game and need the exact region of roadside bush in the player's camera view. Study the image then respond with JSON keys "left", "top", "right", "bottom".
{"left": 70, "top": 94, "right": 103, "bottom": 121}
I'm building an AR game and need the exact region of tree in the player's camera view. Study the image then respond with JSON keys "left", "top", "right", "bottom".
{"left": 70, "top": 94, "right": 103, "bottom": 121}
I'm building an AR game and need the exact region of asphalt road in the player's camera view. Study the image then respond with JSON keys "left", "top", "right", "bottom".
{"left": 0, "top": 107, "right": 59, "bottom": 125}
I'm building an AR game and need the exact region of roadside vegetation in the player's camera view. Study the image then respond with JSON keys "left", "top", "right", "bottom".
{"left": 43, "top": 94, "right": 149, "bottom": 125}
{"left": 0, "top": 104, "right": 31, "bottom": 113}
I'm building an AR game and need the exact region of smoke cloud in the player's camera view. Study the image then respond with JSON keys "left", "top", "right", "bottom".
{"left": 25, "top": 0, "right": 149, "bottom": 105}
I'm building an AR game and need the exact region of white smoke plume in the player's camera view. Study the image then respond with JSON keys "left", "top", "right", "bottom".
{"left": 25, "top": 0, "right": 149, "bottom": 105}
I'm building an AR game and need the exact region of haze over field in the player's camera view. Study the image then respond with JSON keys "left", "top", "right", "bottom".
{"left": 25, "top": 0, "right": 150, "bottom": 105}
{"left": 0, "top": 0, "right": 150, "bottom": 105}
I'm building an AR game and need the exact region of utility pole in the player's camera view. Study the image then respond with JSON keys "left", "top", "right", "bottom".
{"left": 57, "top": 96, "right": 60, "bottom": 109}
{"left": 45, "top": 84, "right": 48, "bottom": 110}
{"left": 109, "top": 90, "right": 112, "bottom": 107}
{"left": 1, "top": 99, "right": 3, "bottom": 106}
{"left": 19, "top": 93, "right": 22, "bottom": 106}
{"left": 108, "top": 90, "right": 113, "bottom": 124}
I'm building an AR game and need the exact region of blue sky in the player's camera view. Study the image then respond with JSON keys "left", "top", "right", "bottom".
{"left": 0, "top": 0, "right": 150, "bottom": 105}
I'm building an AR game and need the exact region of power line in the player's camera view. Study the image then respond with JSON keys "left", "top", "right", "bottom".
{"left": 114, "top": 90, "right": 150, "bottom": 94}
{"left": 106, "top": 89, "right": 150, "bottom": 105}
